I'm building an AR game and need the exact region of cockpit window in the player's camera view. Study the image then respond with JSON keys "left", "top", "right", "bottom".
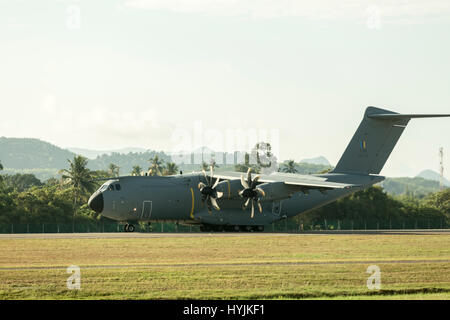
{"left": 99, "top": 181, "right": 120, "bottom": 192}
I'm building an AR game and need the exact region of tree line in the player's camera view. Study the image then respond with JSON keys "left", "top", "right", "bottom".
{"left": 0, "top": 157, "right": 448, "bottom": 227}
{"left": 291, "top": 186, "right": 449, "bottom": 229}
{"left": 0, "top": 155, "right": 182, "bottom": 225}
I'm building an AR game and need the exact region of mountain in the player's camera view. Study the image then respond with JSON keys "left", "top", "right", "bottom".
{"left": 0, "top": 138, "right": 171, "bottom": 180}
{"left": 0, "top": 137, "right": 75, "bottom": 169}
{"left": 300, "top": 156, "right": 331, "bottom": 166}
{"left": 416, "top": 169, "right": 450, "bottom": 187}
{"left": 380, "top": 177, "right": 444, "bottom": 197}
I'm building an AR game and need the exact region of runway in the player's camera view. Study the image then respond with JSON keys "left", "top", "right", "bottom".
{"left": 0, "top": 229, "right": 450, "bottom": 239}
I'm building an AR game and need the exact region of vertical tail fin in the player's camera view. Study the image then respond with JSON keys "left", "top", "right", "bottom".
{"left": 332, "top": 106, "right": 450, "bottom": 175}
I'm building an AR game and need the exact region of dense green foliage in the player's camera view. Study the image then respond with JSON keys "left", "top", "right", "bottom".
{"left": 0, "top": 184, "right": 97, "bottom": 224}
{"left": 0, "top": 156, "right": 104, "bottom": 225}
{"left": 1, "top": 173, "right": 43, "bottom": 192}
{"left": 294, "top": 186, "right": 449, "bottom": 228}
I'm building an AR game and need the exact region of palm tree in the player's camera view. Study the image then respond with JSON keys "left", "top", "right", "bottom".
{"left": 108, "top": 163, "right": 120, "bottom": 177}
{"left": 131, "top": 165, "right": 142, "bottom": 176}
{"left": 164, "top": 162, "right": 179, "bottom": 176}
{"left": 148, "top": 155, "right": 164, "bottom": 176}
{"left": 60, "top": 156, "right": 96, "bottom": 195}
{"left": 201, "top": 160, "right": 219, "bottom": 171}
{"left": 281, "top": 160, "right": 298, "bottom": 173}
{"left": 59, "top": 155, "right": 96, "bottom": 230}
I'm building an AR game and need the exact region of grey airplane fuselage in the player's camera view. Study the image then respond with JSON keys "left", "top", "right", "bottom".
{"left": 88, "top": 106, "right": 450, "bottom": 229}
{"left": 93, "top": 172, "right": 383, "bottom": 227}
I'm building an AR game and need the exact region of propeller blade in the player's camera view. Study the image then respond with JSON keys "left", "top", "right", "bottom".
{"left": 198, "top": 182, "right": 206, "bottom": 190}
{"left": 247, "top": 168, "right": 252, "bottom": 186}
{"left": 251, "top": 175, "right": 261, "bottom": 188}
{"left": 257, "top": 199, "right": 262, "bottom": 213}
{"left": 210, "top": 197, "right": 220, "bottom": 211}
{"left": 251, "top": 200, "right": 255, "bottom": 218}
{"left": 240, "top": 175, "right": 249, "bottom": 189}
{"left": 212, "top": 177, "right": 220, "bottom": 189}
{"left": 206, "top": 195, "right": 212, "bottom": 214}
{"left": 255, "top": 187, "right": 265, "bottom": 197}
{"left": 209, "top": 166, "right": 213, "bottom": 185}
{"left": 243, "top": 198, "right": 250, "bottom": 209}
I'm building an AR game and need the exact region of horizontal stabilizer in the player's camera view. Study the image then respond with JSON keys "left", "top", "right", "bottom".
{"left": 368, "top": 113, "right": 450, "bottom": 120}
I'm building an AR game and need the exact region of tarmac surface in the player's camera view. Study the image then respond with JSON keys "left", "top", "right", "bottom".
{"left": 1, "top": 229, "right": 449, "bottom": 239}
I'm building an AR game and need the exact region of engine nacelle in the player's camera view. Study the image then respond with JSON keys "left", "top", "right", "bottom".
{"left": 215, "top": 179, "right": 243, "bottom": 199}
{"left": 257, "top": 182, "right": 300, "bottom": 202}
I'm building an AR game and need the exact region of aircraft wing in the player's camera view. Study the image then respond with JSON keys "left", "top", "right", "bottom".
{"left": 209, "top": 171, "right": 356, "bottom": 190}
{"left": 205, "top": 171, "right": 358, "bottom": 202}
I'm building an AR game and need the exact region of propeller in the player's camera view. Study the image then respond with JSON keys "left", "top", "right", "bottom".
{"left": 238, "top": 168, "right": 265, "bottom": 218}
{"left": 198, "top": 166, "right": 223, "bottom": 214}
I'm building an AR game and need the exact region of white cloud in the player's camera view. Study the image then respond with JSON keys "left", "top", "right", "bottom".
{"left": 124, "top": 0, "right": 450, "bottom": 22}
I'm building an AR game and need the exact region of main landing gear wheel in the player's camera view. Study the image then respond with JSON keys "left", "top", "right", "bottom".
{"left": 124, "top": 224, "right": 135, "bottom": 232}
{"left": 199, "top": 224, "right": 264, "bottom": 233}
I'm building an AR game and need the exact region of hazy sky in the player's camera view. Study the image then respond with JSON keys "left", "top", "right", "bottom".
{"left": 1, "top": 0, "right": 449, "bottom": 177}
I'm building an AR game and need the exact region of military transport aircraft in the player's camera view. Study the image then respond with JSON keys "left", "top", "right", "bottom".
{"left": 88, "top": 106, "right": 449, "bottom": 232}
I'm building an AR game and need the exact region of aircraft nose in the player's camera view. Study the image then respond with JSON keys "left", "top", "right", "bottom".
{"left": 88, "top": 192, "right": 104, "bottom": 213}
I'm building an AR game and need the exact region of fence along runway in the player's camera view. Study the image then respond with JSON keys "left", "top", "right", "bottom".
{"left": 1, "top": 229, "right": 450, "bottom": 239}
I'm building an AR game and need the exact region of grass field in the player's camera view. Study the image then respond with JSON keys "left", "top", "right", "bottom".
{"left": 0, "top": 233, "right": 449, "bottom": 299}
